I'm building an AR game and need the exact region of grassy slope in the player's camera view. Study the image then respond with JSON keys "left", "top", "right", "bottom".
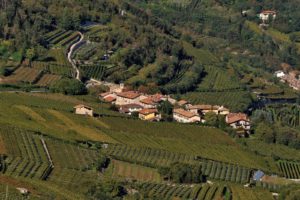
{"left": 108, "top": 159, "right": 161, "bottom": 182}
{"left": 0, "top": 92, "right": 277, "bottom": 172}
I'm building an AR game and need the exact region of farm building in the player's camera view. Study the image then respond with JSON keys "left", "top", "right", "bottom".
{"left": 115, "top": 91, "right": 142, "bottom": 105}
{"left": 187, "top": 105, "right": 229, "bottom": 115}
{"left": 138, "top": 108, "right": 161, "bottom": 121}
{"left": 119, "top": 104, "right": 143, "bottom": 115}
{"left": 274, "top": 70, "right": 285, "bottom": 78}
{"left": 74, "top": 104, "right": 93, "bottom": 117}
{"left": 258, "top": 10, "right": 276, "bottom": 22}
{"left": 217, "top": 106, "right": 230, "bottom": 115}
{"left": 226, "top": 113, "right": 251, "bottom": 132}
{"left": 173, "top": 108, "right": 201, "bottom": 123}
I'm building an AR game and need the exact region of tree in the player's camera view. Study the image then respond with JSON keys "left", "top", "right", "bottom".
{"left": 255, "top": 123, "right": 275, "bottom": 143}
{"left": 95, "top": 155, "right": 110, "bottom": 171}
{"left": 205, "top": 112, "right": 218, "bottom": 127}
{"left": 158, "top": 100, "right": 173, "bottom": 121}
{"left": 50, "top": 78, "right": 87, "bottom": 95}
{"left": 25, "top": 48, "right": 35, "bottom": 66}
{"left": 159, "top": 163, "right": 205, "bottom": 184}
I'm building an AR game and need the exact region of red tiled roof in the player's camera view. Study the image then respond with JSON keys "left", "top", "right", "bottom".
{"left": 117, "top": 91, "right": 140, "bottom": 99}
{"left": 99, "top": 92, "right": 111, "bottom": 97}
{"left": 226, "top": 113, "right": 249, "bottom": 124}
{"left": 140, "top": 97, "right": 155, "bottom": 105}
{"left": 173, "top": 108, "right": 198, "bottom": 118}
{"left": 139, "top": 108, "right": 158, "bottom": 115}
{"left": 187, "top": 104, "right": 212, "bottom": 110}
{"left": 104, "top": 96, "right": 116, "bottom": 102}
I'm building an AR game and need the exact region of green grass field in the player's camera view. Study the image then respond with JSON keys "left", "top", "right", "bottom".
{"left": 109, "top": 159, "right": 161, "bottom": 182}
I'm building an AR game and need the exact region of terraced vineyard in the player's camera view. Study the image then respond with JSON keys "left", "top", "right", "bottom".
{"left": 79, "top": 64, "right": 106, "bottom": 80}
{"left": 278, "top": 160, "right": 300, "bottom": 179}
{"left": 31, "top": 61, "right": 72, "bottom": 77}
{"left": 230, "top": 184, "right": 273, "bottom": 200}
{"left": 135, "top": 182, "right": 226, "bottom": 200}
{"left": 2, "top": 67, "right": 42, "bottom": 84}
{"left": 42, "top": 138, "right": 99, "bottom": 191}
{"left": 111, "top": 159, "right": 161, "bottom": 182}
{"left": 183, "top": 91, "right": 252, "bottom": 111}
{"left": 45, "top": 30, "right": 79, "bottom": 49}
{"left": 200, "top": 158, "right": 251, "bottom": 184}
{"left": 197, "top": 66, "right": 241, "bottom": 91}
{"left": 103, "top": 144, "right": 197, "bottom": 167}
{"left": 36, "top": 74, "right": 61, "bottom": 87}
{"left": 0, "top": 126, "right": 52, "bottom": 180}
{"left": 104, "top": 144, "right": 252, "bottom": 184}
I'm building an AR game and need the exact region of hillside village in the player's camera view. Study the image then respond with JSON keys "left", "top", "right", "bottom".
{"left": 2, "top": 0, "right": 300, "bottom": 199}
{"left": 74, "top": 83, "right": 252, "bottom": 136}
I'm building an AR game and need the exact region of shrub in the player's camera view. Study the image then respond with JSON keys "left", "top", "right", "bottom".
{"left": 50, "top": 78, "right": 87, "bottom": 95}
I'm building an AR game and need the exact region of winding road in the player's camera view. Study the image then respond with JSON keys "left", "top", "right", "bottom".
{"left": 67, "top": 32, "right": 84, "bottom": 80}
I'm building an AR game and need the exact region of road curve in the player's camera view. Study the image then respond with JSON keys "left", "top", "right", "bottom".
{"left": 67, "top": 32, "right": 84, "bottom": 80}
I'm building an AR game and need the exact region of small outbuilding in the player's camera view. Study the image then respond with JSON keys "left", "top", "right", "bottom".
{"left": 74, "top": 104, "right": 94, "bottom": 117}
{"left": 253, "top": 170, "right": 265, "bottom": 181}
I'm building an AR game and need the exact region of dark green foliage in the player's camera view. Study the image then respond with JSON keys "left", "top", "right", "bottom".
{"left": 159, "top": 162, "right": 205, "bottom": 184}
{"left": 255, "top": 123, "right": 275, "bottom": 144}
{"left": 95, "top": 155, "right": 110, "bottom": 171}
{"left": 87, "top": 181, "right": 127, "bottom": 200}
{"left": 50, "top": 78, "right": 87, "bottom": 95}
{"left": 157, "top": 100, "right": 174, "bottom": 121}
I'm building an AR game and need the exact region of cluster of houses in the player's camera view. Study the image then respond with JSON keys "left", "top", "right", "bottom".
{"left": 94, "top": 86, "right": 251, "bottom": 134}
{"left": 73, "top": 82, "right": 252, "bottom": 134}
{"left": 274, "top": 69, "right": 300, "bottom": 90}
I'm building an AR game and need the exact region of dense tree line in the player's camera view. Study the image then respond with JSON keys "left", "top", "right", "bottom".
{"left": 252, "top": 107, "right": 300, "bottom": 150}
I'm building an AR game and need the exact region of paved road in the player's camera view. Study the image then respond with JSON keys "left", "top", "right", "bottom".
{"left": 67, "top": 32, "right": 84, "bottom": 81}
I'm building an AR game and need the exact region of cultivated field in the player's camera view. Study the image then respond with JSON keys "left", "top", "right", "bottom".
{"left": 278, "top": 160, "right": 300, "bottom": 179}
{"left": 2, "top": 67, "right": 42, "bottom": 84}
{"left": 135, "top": 182, "right": 226, "bottom": 200}
{"left": 110, "top": 159, "right": 161, "bottom": 182}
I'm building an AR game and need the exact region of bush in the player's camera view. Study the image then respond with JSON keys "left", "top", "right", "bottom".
{"left": 50, "top": 78, "right": 87, "bottom": 95}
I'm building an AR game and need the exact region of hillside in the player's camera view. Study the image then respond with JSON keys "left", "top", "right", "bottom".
{"left": 1, "top": 0, "right": 300, "bottom": 199}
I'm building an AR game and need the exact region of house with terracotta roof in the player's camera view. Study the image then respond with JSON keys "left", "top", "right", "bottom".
{"left": 119, "top": 104, "right": 143, "bottom": 115}
{"left": 259, "top": 10, "right": 276, "bottom": 22}
{"left": 187, "top": 105, "right": 213, "bottom": 115}
{"left": 226, "top": 113, "right": 251, "bottom": 132}
{"left": 104, "top": 96, "right": 116, "bottom": 103}
{"left": 139, "top": 97, "right": 157, "bottom": 109}
{"left": 99, "top": 92, "right": 117, "bottom": 102}
{"left": 115, "top": 91, "right": 141, "bottom": 105}
{"left": 139, "top": 94, "right": 164, "bottom": 109}
{"left": 187, "top": 105, "right": 230, "bottom": 116}
{"left": 173, "top": 108, "right": 201, "bottom": 123}
{"left": 74, "top": 104, "right": 93, "bottom": 117}
{"left": 138, "top": 108, "right": 161, "bottom": 121}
